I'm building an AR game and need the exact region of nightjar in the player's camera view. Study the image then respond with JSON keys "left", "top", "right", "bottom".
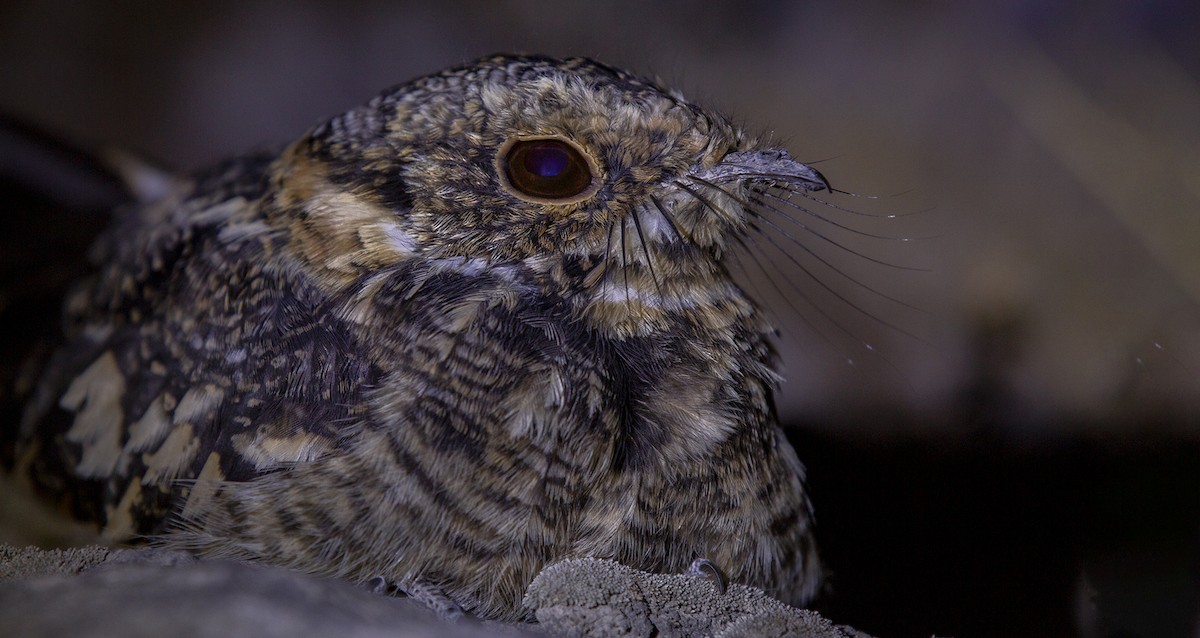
{"left": 10, "top": 54, "right": 828, "bottom": 620}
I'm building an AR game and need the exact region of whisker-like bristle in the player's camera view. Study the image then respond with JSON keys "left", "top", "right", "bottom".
{"left": 730, "top": 233, "right": 835, "bottom": 346}
{"left": 675, "top": 184, "right": 850, "bottom": 346}
{"left": 673, "top": 181, "right": 734, "bottom": 239}
{"left": 753, "top": 188, "right": 930, "bottom": 241}
{"left": 777, "top": 182, "right": 929, "bottom": 219}
{"left": 620, "top": 216, "right": 631, "bottom": 304}
{"left": 677, "top": 174, "right": 933, "bottom": 366}
{"left": 686, "top": 176, "right": 927, "bottom": 272}
{"left": 602, "top": 220, "right": 614, "bottom": 297}
{"left": 630, "top": 209, "right": 663, "bottom": 297}
{"left": 649, "top": 194, "right": 688, "bottom": 245}
{"left": 686, "top": 178, "right": 929, "bottom": 314}
{"left": 757, "top": 226, "right": 930, "bottom": 344}
{"left": 732, "top": 171, "right": 929, "bottom": 220}
{"left": 740, "top": 226, "right": 919, "bottom": 383}
{"left": 753, "top": 211, "right": 928, "bottom": 313}
{"left": 725, "top": 246, "right": 779, "bottom": 327}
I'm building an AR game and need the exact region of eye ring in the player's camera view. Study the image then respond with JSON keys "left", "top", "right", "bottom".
{"left": 496, "top": 136, "right": 601, "bottom": 204}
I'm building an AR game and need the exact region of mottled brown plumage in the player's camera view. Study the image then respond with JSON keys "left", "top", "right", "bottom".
{"left": 11, "top": 55, "right": 826, "bottom": 620}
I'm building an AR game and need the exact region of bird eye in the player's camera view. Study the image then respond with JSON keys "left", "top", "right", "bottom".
{"left": 499, "top": 137, "right": 598, "bottom": 202}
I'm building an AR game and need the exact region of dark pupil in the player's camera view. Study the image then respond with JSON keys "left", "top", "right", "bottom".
{"left": 504, "top": 139, "right": 594, "bottom": 199}
{"left": 523, "top": 145, "right": 569, "bottom": 177}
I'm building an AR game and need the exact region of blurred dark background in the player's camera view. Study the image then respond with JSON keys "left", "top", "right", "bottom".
{"left": 1, "top": 1, "right": 1198, "bottom": 636}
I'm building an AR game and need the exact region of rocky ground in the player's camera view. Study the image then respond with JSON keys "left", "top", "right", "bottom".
{"left": 0, "top": 544, "right": 872, "bottom": 638}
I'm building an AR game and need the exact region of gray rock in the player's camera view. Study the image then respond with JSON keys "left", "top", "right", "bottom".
{"left": 524, "top": 558, "right": 874, "bottom": 638}
{"left": 0, "top": 544, "right": 111, "bottom": 581}
{"left": 0, "top": 546, "right": 872, "bottom": 637}
{"left": 0, "top": 545, "right": 522, "bottom": 638}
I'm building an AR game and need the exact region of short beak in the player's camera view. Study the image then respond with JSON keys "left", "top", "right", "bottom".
{"left": 691, "top": 149, "right": 830, "bottom": 193}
